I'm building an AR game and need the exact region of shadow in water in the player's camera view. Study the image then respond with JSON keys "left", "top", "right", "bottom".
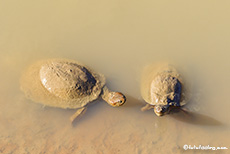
{"left": 72, "top": 96, "right": 224, "bottom": 127}
{"left": 122, "top": 95, "right": 144, "bottom": 109}
{"left": 122, "top": 94, "right": 223, "bottom": 126}
{"left": 71, "top": 100, "right": 104, "bottom": 127}
{"left": 169, "top": 108, "right": 223, "bottom": 126}
{"left": 72, "top": 95, "right": 145, "bottom": 126}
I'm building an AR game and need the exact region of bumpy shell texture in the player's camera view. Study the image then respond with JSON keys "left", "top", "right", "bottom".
{"left": 150, "top": 71, "right": 182, "bottom": 106}
{"left": 20, "top": 59, "right": 106, "bottom": 109}
{"left": 141, "top": 64, "right": 187, "bottom": 107}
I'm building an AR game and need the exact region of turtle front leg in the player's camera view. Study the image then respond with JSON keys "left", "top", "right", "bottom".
{"left": 141, "top": 104, "right": 154, "bottom": 111}
{"left": 70, "top": 107, "right": 87, "bottom": 123}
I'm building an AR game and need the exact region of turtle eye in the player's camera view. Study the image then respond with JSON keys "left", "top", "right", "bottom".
{"left": 161, "top": 105, "right": 169, "bottom": 112}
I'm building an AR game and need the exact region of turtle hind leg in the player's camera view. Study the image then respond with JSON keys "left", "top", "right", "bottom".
{"left": 141, "top": 104, "right": 154, "bottom": 111}
{"left": 70, "top": 107, "right": 87, "bottom": 123}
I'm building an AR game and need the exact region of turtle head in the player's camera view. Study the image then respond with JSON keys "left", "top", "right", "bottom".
{"left": 154, "top": 105, "right": 169, "bottom": 116}
{"left": 107, "top": 92, "right": 126, "bottom": 107}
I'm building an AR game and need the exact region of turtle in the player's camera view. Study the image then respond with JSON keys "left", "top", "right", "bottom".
{"left": 140, "top": 64, "right": 188, "bottom": 116}
{"left": 20, "top": 59, "right": 126, "bottom": 122}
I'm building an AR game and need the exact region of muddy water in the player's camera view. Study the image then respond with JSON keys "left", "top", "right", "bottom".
{"left": 0, "top": 0, "right": 230, "bottom": 153}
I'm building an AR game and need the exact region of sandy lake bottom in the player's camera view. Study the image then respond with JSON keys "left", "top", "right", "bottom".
{"left": 0, "top": 0, "right": 230, "bottom": 153}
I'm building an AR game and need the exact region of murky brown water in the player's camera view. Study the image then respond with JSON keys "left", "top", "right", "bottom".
{"left": 1, "top": 0, "right": 230, "bottom": 153}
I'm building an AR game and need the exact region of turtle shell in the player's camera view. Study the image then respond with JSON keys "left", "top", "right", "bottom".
{"left": 20, "top": 59, "right": 106, "bottom": 109}
{"left": 150, "top": 70, "right": 182, "bottom": 106}
{"left": 141, "top": 64, "right": 188, "bottom": 107}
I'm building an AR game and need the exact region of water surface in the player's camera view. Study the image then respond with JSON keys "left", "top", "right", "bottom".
{"left": 0, "top": 0, "right": 229, "bottom": 153}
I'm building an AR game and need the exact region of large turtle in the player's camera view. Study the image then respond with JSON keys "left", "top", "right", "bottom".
{"left": 20, "top": 59, "right": 126, "bottom": 122}
{"left": 141, "top": 64, "right": 188, "bottom": 116}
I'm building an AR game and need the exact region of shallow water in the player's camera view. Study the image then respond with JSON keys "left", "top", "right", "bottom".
{"left": 0, "top": 0, "right": 230, "bottom": 153}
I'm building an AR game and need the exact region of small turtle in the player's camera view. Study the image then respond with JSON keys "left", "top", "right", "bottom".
{"left": 20, "top": 59, "right": 126, "bottom": 122}
{"left": 141, "top": 64, "right": 187, "bottom": 116}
